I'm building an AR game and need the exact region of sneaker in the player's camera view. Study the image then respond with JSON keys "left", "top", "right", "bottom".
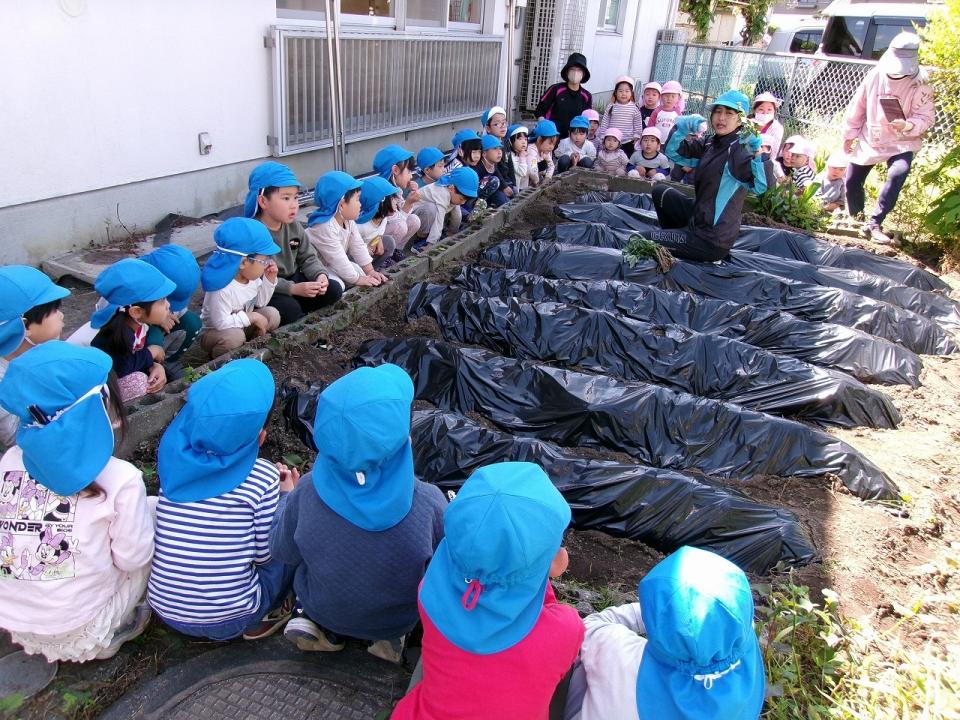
{"left": 284, "top": 616, "right": 345, "bottom": 652}
{"left": 391, "top": 249, "right": 406, "bottom": 263}
{"left": 409, "top": 239, "right": 431, "bottom": 256}
{"left": 96, "top": 604, "right": 152, "bottom": 660}
{"left": 242, "top": 595, "right": 295, "bottom": 641}
{"left": 867, "top": 223, "right": 899, "bottom": 247}
{"left": 367, "top": 635, "right": 406, "bottom": 664}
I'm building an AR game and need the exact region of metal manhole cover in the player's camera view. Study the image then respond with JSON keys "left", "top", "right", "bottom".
{"left": 164, "top": 672, "right": 388, "bottom": 720}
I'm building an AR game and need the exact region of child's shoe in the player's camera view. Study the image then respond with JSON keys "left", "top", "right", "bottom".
{"left": 96, "top": 603, "right": 152, "bottom": 660}
{"left": 284, "top": 609, "right": 345, "bottom": 652}
{"left": 242, "top": 595, "right": 295, "bottom": 641}
{"left": 391, "top": 249, "right": 406, "bottom": 263}
{"left": 367, "top": 635, "right": 406, "bottom": 664}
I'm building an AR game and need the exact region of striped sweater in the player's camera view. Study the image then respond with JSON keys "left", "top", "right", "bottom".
{"left": 147, "top": 458, "right": 281, "bottom": 624}
{"left": 598, "top": 102, "right": 645, "bottom": 143}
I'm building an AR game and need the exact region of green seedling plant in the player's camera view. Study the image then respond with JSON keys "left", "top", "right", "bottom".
{"left": 754, "top": 181, "right": 827, "bottom": 233}
{"left": 623, "top": 235, "right": 676, "bottom": 272}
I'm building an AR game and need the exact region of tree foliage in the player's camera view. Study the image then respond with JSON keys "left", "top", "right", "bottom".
{"left": 680, "top": 0, "right": 713, "bottom": 41}
{"left": 740, "top": 0, "right": 773, "bottom": 46}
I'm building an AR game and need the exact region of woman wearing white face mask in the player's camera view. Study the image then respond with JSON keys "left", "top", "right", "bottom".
{"left": 842, "top": 32, "right": 935, "bottom": 246}
{"left": 534, "top": 53, "right": 593, "bottom": 139}
{"left": 748, "top": 92, "right": 784, "bottom": 159}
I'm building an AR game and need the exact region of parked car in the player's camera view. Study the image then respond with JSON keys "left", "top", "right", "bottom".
{"left": 755, "top": 20, "right": 826, "bottom": 100}
{"left": 818, "top": 0, "right": 930, "bottom": 60}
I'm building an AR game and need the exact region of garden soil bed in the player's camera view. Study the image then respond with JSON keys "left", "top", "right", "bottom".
{"left": 7, "top": 178, "right": 960, "bottom": 719}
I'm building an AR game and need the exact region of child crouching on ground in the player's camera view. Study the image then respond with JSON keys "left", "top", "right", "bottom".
{"left": 447, "top": 129, "right": 482, "bottom": 173}
{"left": 787, "top": 138, "right": 817, "bottom": 192}
{"left": 582, "top": 109, "right": 602, "bottom": 151}
{"left": 90, "top": 259, "right": 176, "bottom": 402}
{"left": 0, "top": 342, "right": 154, "bottom": 662}
{"left": 415, "top": 147, "right": 447, "bottom": 188}
{"left": 199, "top": 217, "right": 282, "bottom": 359}
{"left": 507, "top": 125, "right": 538, "bottom": 190}
{"left": 272, "top": 364, "right": 446, "bottom": 663}
{"left": 566, "top": 546, "right": 765, "bottom": 720}
{"left": 357, "top": 176, "right": 404, "bottom": 269}
{"left": 392, "top": 462, "right": 584, "bottom": 719}
{"left": 410, "top": 167, "right": 479, "bottom": 247}
{"left": 556, "top": 115, "right": 597, "bottom": 173}
{"left": 628, "top": 127, "right": 670, "bottom": 180}
{"left": 595, "top": 128, "right": 630, "bottom": 176}
{"left": 814, "top": 153, "right": 848, "bottom": 211}
{"left": 476, "top": 135, "right": 513, "bottom": 207}
{"left": 373, "top": 144, "right": 421, "bottom": 257}
{"left": 306, "top": 172, "right": 389, "bottom": 289}
{"left": 148, "top": 359, "right": 298, "bottom": 641}
{"left": 527, "top": 120, "right": 560, "bottom": 185}
{"left": 139, "top": 245, "right": 202, "bottom": 369}
{"left": 0, "top": 266, "right": 70, "bottom": 453}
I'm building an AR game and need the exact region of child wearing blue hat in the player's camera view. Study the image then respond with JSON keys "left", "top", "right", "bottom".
{"left": 652, "top": 89, "right": 767, "bottom": 262}
{"left": 409, "top": 167, "right": 479, "bottom": 247}
{"left": 566, "top": 546, "right": 765, "bottom": 720}
{"left": 305, "top": 171, "right": 390, "bottom": 289}
{"left": 392, "top": 462, "right": 584, "bottom": 719}
{"left": 90, "top": 258, "right": 177, "bottom": 402}
{"left": 555, "top": 115, "right": 598, "bottom": 173}
{"left": 372, "top": 145, "right": 421, "bottom": 259}
{"left": 526, "top": 119, "right": 560, "bottom": 185}
{"left": 0, "top": 266, "right": 71, "bottom": 453}
{"left": 139, "top": 244, "right": 202, "bottom": 366}
{"left": 246, "top": 161, "right": 343, "bottom": 326}
{"left": 0, "top": 342, "right": 155, "bottom": 662}
{"left": 415, "top": 147, "right": 447, "bottom": 188}
{"left": 506, "top": 125, "right": 538, "bottom": 190}
{"left": 356, "top": 177, "right": 404, "bottom": 270}
{"left": 271, "top": 364, "right": 446, "bottom": 663}
{"left": 148, "top": 359, "right": 300, "bottom": 641}
{"left": 446, "top": 129, "right": 482, "bottom": 173}
{"left": 199, "top": 218, "right": 283, "bottom": 359}
{"left": 481, "top": 106, "right": 508, "bottom": 139}
{"left": 474, "top": 134, "right": 514, "bottom": 207}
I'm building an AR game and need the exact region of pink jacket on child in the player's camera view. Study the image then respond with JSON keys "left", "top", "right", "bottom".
{"left": 842, "top": 68, "right": 935, "bottom": 166}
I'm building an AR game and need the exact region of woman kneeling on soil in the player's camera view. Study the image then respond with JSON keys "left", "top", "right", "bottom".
{"left": 650, "top": 90, "right": 767, "bottom": 263}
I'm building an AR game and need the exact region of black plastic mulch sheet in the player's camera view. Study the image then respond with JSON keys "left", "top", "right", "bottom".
{"left": 408, "top": 282, "right": 901, "bottom": 429}
{"left": 453, "top": 266, "right": 922, "bottom": 388}
{"left": 482, "top": 240, "right": 958, "bottom": 356}
{"left": 541, "top": 216, "right": 960, "bottom": 331}
{"left": 412, "top": 409, "right": 819, "bottom": 573}
{"left": 354, "top": 337, "right": 899, "bottom": 500}
{"left": 571, "top": 191, "right": 951, "bottom": 294}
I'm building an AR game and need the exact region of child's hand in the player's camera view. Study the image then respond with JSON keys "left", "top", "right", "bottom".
{"left": 504, "top": 186, "right": 514, "bottom": 198}
{"left": 148, "top": 344, "right": 166, "bottom": 363}
{"left": 407, "top": 180, "right": 419, "bottom": 192}
{"left": 292, "top": 280, "right": 325, "bottom": 297}
{"left": 354, "top": 273, "right": 382, "bottom": 287}
{"left": 158, "top": 315, "right": 177, "bottom": 333}
{"left": 264, "top": 261, "right": 279, "bottom": 283}
{"left": 277, "top": 463, "right": 301, "bottom": 492}
{"left": 404, "top": 189, "right": 421, "bottom": 212}
{"left": 146, "top": 363, "right": 167, "bottom": 393}
{"left": 248, "top": 312, "right": 269, "bottom": 337}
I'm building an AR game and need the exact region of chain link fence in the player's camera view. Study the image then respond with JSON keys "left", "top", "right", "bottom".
{"left": 650, "top": 41, "right": 953, "bottom": 148}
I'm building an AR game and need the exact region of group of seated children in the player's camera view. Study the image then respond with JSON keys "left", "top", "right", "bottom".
{"left": 0, "top": 304, "right": 766, "bottom": 718}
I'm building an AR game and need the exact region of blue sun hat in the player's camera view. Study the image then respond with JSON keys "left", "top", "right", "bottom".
{"left": 244, "top": 161, "right": 301, "bottom": 218}
{"left": 436, "top": 167, "right": 479, "bottom": 199}
{"left": 158, "top": 359, "right": 275, "bottom": 503}
{"left": 712, "top": 90, "right": 751, "bottom": 115}
{"left": 310, "top": 364, "right": 416, "bottom": 531}
{"left": 420, "top": 462, "right": 570, "bottom": 654}
{"left": 90, "top": 259, "right": 176, "bottom": 330}
{"left": 451, "top": 128, "right": 481, "bottom": 150}
{"left": 306, "top": 171, "right": 363, "bottom": 228}
{"left": 201, "top": 218, "right": 282, "bottom": 292}
{"left": 417, "top": 147, "right": 445, "bottom": 171}
{"left": 635, "top": 546, "right": 766, "bottom": 720}
{"left": 0, "top": 342, "right": 115, "bottom": 495}
{"left": 480, "top": 134, "right": 502, "bottom": 152}
{"left": 508, "top": 124, "right": 529, "bottom": 139}
{"left": 569, "top": 115, "right": 590, "bottom": 131}
{"left": 358, "top": 176, "right": 401, "bottom": 225}
{"left": 373, "top": 145, "right": 415, "bottom": 181}
{"left": 0, "top": 266, "right": 71, "bottom": 356}
{"left": 480, "top": 106, "right": 507, "bottom": 127}
{"left": 140, "top": 245, "right": 200, "bottom": 313}
{"left": 531, "top": 119, "right": 560, "bottom": 139}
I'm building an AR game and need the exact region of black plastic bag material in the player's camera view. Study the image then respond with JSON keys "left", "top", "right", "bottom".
{"left": 536, "top": 221, "right": 960, "bottom": 332}
{"left": 407, "top": 282, "right": 901, "bottom": 429}
{"left": 570, "top": 192, "right": 951, "bottom": 293}
{"left": 481, "top": 240, "right": 958, "bottom": 355}
{"left": 453, "top": 266, "right": 922, "bottom": 387}
{"left": 411, "top": 409, "right": 819, "bottom": 573}
{"left": 355, "top": 337, "right": 899, "bottom": 501}
{"left": 279, "top": 377, "right": 326, "bottom": 452}
{"left": 556, "top": 202, "right": 660, "bottom": 231}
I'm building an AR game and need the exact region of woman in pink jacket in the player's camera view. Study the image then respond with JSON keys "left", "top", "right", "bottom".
{"left": 842, "top": 32, "right": 935, "bottom": 246}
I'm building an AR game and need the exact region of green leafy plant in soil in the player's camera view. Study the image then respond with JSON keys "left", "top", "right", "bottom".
{"left": 754, "top": 181, "right": 827, "bottom": 233}
{"left": 622, "top": 235, "right": 676, "bottom": 272}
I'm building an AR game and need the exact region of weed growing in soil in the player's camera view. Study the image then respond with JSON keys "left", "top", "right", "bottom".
{"left": 756, "top": 580, "right": 960, "bottom": 719}
{"left": 754, "top": 182, "right": 827, "bottom": 233}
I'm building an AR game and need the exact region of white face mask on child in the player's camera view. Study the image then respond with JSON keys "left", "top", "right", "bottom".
{"left": 754, "top": 111, "right": 774, "bottom": 125}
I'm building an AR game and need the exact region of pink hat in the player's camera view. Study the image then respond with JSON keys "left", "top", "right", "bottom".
{"left": 615, "top": 75, "right": 635, "bottom": 88}
{"left": 581, "top": 108, "right": 601, "bottom": 123}
{"left": 753, "top": 92, "right": 782, "bottom": 108}
{"left": 642, "top": 81, "right": 662, "bottom": 94}
{"left": 660, "top": 80, "right": 683, "bottom": 94}
{"left": 641, "top": 127, "right": 662, "bottom": 142}
{"left": 603, "top": 127, "right": 623, "bottom": 142}
{"left": 788, "top": 138, "right": 814, "bottom": 159}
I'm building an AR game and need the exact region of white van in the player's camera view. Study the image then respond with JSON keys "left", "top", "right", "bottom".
{"left": 818, "top": 0, "right": 933, "bottom": 60}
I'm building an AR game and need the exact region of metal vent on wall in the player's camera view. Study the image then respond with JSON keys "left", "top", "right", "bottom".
{"left": 518, "top": 0, "right": 586, "bottom": 111}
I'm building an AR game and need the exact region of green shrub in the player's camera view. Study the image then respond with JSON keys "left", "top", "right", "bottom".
{"left": 754, "top": 181, "right": 827, "bottom": 233}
